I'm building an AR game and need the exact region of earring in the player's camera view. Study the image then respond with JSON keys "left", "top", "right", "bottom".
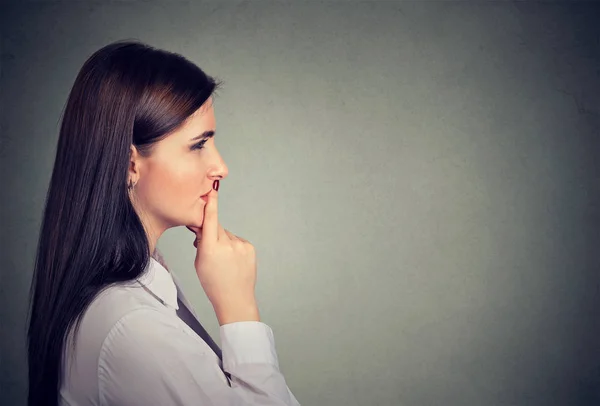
{"left": 128, "top": 179, "right": 136, "bottom": 190}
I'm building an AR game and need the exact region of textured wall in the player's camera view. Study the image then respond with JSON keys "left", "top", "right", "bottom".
{"left": 1, "top": 1, "right": 598, "bottom": 405}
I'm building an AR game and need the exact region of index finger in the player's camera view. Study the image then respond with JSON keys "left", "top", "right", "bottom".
{"left": 200, "top": 187, "right": 219, "bottom": 243}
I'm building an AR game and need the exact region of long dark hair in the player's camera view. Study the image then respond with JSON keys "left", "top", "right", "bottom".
{"left": 26, "top": 39, "right": 221, "bottom": 405}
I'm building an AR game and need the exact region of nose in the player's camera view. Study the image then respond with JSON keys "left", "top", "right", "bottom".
{"left": 209, "top": 158, "right": 228, "bottom": 181}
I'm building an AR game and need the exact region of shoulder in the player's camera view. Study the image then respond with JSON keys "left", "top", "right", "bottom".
{"left": 97, "top": 307, "right": 179, "bottom": 365}
{"left": 66, "top": 282, "right": 167, "bottom": 361}
{"left": 96, "top": 307, "right": 227, "bottom": 405}
{"left": 100, "top": 306, "right": 179, "bottom": 348}
{"left": 79, "top": 282, "right": 161, "bottom": 334}
{"left": 62, "top": 283, "right": 173, "bottom": 403}
{"left": 98, "top": 305, "right": 206, "bottom": 361}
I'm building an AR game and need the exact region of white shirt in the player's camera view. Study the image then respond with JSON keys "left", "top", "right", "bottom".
{"left": 59, "top": 256, "right": 301, "bottom": 406}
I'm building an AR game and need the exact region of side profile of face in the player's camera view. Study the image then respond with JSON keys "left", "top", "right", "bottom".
{"left": 128, "top": 96, "right": 228, "bottom": 244}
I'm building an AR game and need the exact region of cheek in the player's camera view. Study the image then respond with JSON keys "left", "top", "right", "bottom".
{"left": 168, "top": 166, "right": 202, "bottom": 201}
{"left": 146, "top": 161, "right": 202, "bottom": 209}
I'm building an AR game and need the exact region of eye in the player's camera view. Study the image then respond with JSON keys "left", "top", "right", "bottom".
{"left": 191, "top": 140, "right": 207, "bottom": 151}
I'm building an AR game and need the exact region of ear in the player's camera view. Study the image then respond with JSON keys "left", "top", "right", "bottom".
{"left": 128, "top": 144, "right": 140, "bottom": 182}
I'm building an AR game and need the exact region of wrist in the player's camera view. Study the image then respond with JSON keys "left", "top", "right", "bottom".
{"left": 214, "top": 301, "right": 260, "bottom": 326}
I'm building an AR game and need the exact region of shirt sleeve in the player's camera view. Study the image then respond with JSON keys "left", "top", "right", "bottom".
{"left": 98, "top": 307, "right": 301, "bottom": 406}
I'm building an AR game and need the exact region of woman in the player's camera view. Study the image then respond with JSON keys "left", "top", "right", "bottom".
{"left": 27, "top": 40, "right": 301, "bottom": 406}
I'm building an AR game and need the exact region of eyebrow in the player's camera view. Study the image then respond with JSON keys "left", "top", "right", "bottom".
{"left": 191, "top": 131, "right": 215, "bottom": 141}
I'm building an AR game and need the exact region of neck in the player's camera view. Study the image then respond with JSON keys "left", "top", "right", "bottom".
{"left": 152, "top": 247, "right": 170, "bottom": 273}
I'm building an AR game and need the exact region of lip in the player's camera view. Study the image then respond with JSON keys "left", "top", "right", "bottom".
{"left": 200, "top": 190, "right": 211, "bottom": 202}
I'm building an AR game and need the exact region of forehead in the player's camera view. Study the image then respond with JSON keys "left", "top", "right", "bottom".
{"left": 175, "top": 98, "right": 216, "bottom": 138}
{"left": 190, "top": 96, "right": 214, "bottom": 118}
{"left": 189, "top": 97, "right": 215, "bottom": 124}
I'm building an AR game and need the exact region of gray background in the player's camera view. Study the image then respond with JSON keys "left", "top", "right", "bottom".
{"left": 1, "top": 1, "right": 598, "bottom": 405}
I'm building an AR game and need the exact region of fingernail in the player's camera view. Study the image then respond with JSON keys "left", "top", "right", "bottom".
{"left": 213, "top": 180, "right": 220, "bottom": 191}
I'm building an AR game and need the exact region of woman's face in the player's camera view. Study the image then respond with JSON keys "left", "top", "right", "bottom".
{"left": 129, "top": 96, "right": 228, "bottom": 240}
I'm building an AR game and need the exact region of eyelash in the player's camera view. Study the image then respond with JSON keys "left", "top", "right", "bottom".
{"left": 191, "top": 140, "right": 207, "bottom": 150}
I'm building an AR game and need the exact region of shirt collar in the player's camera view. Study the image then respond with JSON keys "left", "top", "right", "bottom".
{"left": 137, "top": 257, "right": 179, "bottom": 310}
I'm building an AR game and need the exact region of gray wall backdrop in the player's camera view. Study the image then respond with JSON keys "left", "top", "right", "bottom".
{"left": 1, "top": 1, "right": 598, "bottom": 405}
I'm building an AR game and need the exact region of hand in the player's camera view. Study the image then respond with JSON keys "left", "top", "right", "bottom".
{"left": 186, "top": 184, "right": 260, "bottom": 326}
